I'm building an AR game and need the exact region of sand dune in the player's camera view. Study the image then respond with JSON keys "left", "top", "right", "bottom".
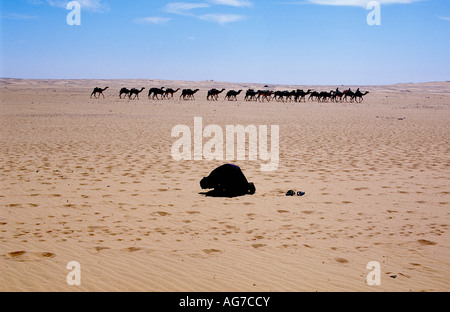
{"left": 0, "top": 79, "right": 449, "bottom": 291}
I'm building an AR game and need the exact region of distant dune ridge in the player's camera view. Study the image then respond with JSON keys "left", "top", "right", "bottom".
{"left": 0, "top": 78, "right": 449, "bottom": 292}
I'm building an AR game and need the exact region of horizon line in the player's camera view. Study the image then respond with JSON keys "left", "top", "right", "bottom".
{"left": 1, "top": 77, "right": 449, "bottom": 87}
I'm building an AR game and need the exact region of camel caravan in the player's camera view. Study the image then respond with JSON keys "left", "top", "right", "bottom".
{"left": 243, "top": 88, "right": 369, "bottom": 103}
{"left": 90, "top": 86, "right": 369, "bottom": 103}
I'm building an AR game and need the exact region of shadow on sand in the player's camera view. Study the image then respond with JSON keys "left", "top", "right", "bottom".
{"left": 199, "top": 190, "right": 250, "bottom": 198}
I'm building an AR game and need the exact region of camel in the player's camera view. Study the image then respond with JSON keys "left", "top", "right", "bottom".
{"left": 90, "top": 87, "right": 109, "bottom": 99}
{"left": 180, "top": 89, "right": 200, "bottom": 100}
{"left": 342, "top": 88, "right": 355, "bottom": 102}
{"left": 294, "top": 89, "right": 312, "bottom": 102}
{"left": 224, "top": 90, "right": 242, "bottom": 101}
{"left": 256, "top": 90, "right": 273, "bottom": 102}
{"left": 329, "top": 90, "right": 336, "bottom": 102}
{"left": 119, "top": 88, "right": 130, "bottom": 99}
{"left": 353, "top": 89, "right": 369, "bottom": 103}
{"left": 273, "top": 90, "right": 296, "bottom": 102}
{"left": 332, "top": 88, "right": 344, "bottom": 103}
{"left": 148, "top": 87, "right": 165, "bottom": 100}
{"left": 285, "top": 90, "right": 297, "bottom": 102}
{"left": 272, "top": 91, "right": 285, "bottom": 102}
{"left": 301, "top": 88, "right": 365, "bottom": 103}
{"left": 308, "top": 91, "right": 319, "bottom": 101}
{"left": 207, "top": 88, "right": 225, "bottom": 101}
{"left": 317, "top": 91, "right": 333, "bottom": 102}
{"left": 244, "top": 89, "right": 257, "bottom": 101}
{"left": 163, "top": 88, "right": 180, "bottom": 99}
{"left": 129, "top": 87, "right": 145, "bottom": 100}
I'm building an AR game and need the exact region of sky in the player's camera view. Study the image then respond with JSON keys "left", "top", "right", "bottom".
{"left": 0, "top": 0, "right": 449, "bottom": 85}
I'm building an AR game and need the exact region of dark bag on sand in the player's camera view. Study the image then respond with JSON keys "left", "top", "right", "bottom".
{"left": 200, "top": 164, "right": 255, "bottom": 197}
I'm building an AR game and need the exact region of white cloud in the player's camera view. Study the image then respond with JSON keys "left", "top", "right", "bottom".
{"left": 305, "top": 0, "right": 424, "bottom": 7}
{"left": 163, "top": 1, "right": 248, "bottom": 25}
{"left": 47, "top": 0, "right": 107, "bottom": 11}
{"left": 164, "top": 2, "right": 211, "bottom": 15}
{"left": 207, "top": 0, "right": 252, "bottom": 7}
{"left": 439, "top": 16, "right": 450, "bottom": 22}
{"left": 134, "top": 17, "right": 171, "bottom": 25}
{"left": 198, "top": 13, "right": 244, "bottom": 25}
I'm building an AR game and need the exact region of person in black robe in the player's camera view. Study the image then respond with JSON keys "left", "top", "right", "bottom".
{"left": 200, "top": 164, "right": 255, "bottom": 197}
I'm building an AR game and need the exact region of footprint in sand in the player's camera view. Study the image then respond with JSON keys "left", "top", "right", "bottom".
{"left": 244, "top": 213, "right": 255, "bottom": 220}
{"left": 124, "top": 247, "right": 141, "bottom": 252}
{"left": 94, "top": 246, "right": 110, "bottom": 252}
{"left": 335, "top": 257, "right": 349, "bottom": 264}
{"left": 252, "top": 235, "right": 265, "bottom": 241}
{"left": 154, "top": 211, "right": 171, "bottom": 217}
{"left": 3, "top": 251, "right": 56, "bottom": 261}
{"left": 417, "top": 239, "right": 436, "bottom": 246}
{"left": 251, "top": 243, "right": 265, "bottom": 249}
{"left": 7, "top": 251, "right": 26, "bottom": 257}
{"left": 202, "top": 249, "right": 222, "bottom": 255}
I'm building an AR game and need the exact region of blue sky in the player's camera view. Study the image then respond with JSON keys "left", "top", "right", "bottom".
{"left": 0, "top": 0, "right": 449, "bottom": 85}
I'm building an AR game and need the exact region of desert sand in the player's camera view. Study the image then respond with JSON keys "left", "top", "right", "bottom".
{"left": 0, "top": 78, "right": 449, "bottom": 292}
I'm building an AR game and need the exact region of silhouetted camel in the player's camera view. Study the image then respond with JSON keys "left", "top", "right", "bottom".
{"left": 207, "top": 88, "right": 225, "bottom": 101}
{"left": 353, "top": 89, "right": 369, "bottom": 103}
{"left": 180, "top": 89, "right": 199, "bottom": 100}
{"left": 342, "top": 89, "right": 355, "bottom": 102}
{"left": 273, "top": 90, "right": 296, "bottom": 102}
{"left": 318, "top": 91, "right": 333, "bottom": 102}
{"left": 148, "top": 87, "right": 165, "bottom": 100}
{"left": 90, "top": 87, "right": 109, "bottom": 99}
{"left": 272, "top": 91, "right": 285, "bottom": 102}
{"left": 256, "top": 90, "right": 273, "bottom": 102}
{"left": 224, "top": 90, "right": 242, "bottom": 101}
{"left": 163, "top": 88, "right": 180, "bottom": 99}
{"left": 245, "top": 89, "right": 257, "bottom": 101}
{"left": 285, "top": 90, "right": 297, "bottom": 102}
{"left": 308, "top": 91, "right": 319, "bottom": 101}
{"left": 332, "top": 88, "right": 344, "bottom": 102}
{"left": 305, "top": 88, "right": 366, "bottom": 103}
{"left": 129, "top": 87, "right": 145, "bottom": 100}
{"left": 294, "top": 89, "right": 312, "bottom": 102}
{"left": 119, "top": 88, "right": 130, "bottom": 99}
